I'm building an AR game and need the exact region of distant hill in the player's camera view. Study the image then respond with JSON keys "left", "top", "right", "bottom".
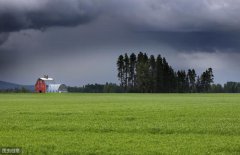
{"left": 0, "top": 81, "right": 34, "bottom": 92}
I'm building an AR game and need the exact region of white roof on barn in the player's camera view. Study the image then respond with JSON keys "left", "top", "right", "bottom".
{"left": 40, "top": 78, "right": 54, "bottom": 81}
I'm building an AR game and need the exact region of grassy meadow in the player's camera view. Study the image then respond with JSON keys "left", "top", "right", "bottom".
{"left": 0, "top": 93, "right": 240, "bottom": 154}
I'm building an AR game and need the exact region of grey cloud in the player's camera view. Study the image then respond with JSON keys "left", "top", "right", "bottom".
{"left": 0, "top": 33, "right": 9, "bottom": 45}
{"left": 0, "top": 47, "right": 19, "bottom": 71}
{"left": 112, "top": 0, "right": 240, "bottom": 32}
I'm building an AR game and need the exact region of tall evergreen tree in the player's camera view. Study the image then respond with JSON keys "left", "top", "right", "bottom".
{"left": 129, "top": 53, "right": 137, "bottom": 89}
{"left": 162, "top": 57, "right": 170, "bottom": 92}
{"left": 117, "top": 55, "right": 124, "bottom": 87}
{"left": 123, "top": 53, "right": 130, "bottom": 91}
{"left": 136, "top": 52, "right": 144, "bottom": 92}
{"left": 155, "top": 55, "right": 163, "bottom": 93}
{"left": 149, "top": 55, "right": 156, "bottom": 93}
{"left": 188, "top": 69, "right": 197, "bottom": 93}
{"left": 200, "top": 68, "right": 214, "bottom": 92}
{"left": 135, "top": 52, "right": 150, "bottom": 92}
{"left": 142, "top": 53, "right": 150, "bottom": 92}
{"left": 196, "top": 76, "right": 202, "bottom": 93}
{"left": 168, "top": 66, "right": 177, "bottom": 92}
{"left": 177, "top": 70, "right": 188, "bottom": 93}
{"left": 207, "top": 68, "right": 214, "bottom": 87}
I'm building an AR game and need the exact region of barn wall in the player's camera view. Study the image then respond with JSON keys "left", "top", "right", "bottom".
{"left": 35, "top": 79, "right": 46, "bottom": 93}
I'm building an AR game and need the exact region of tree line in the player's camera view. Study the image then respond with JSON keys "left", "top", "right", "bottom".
{"left": 0, "top": 87, "right": 30, "bottom": 93}
{"left": 117, "top": 52, "right": 214, "bottom": 93}
{"left": 68, "top": 83, "right": 123, "bottom": 93}
{"left": 67, "top": 82, "right": 240, "bottom": 93}
{"left": 210, "top": 82, "right": 240, "bottom": 93}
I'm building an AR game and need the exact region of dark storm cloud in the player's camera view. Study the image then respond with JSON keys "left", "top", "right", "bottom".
{"left": 0, "top": 0, "right": 99, "bottom": 33}
{"left": 140, "top": 31, "right": 240, "bottom": 52}
{"left": 2, "top": 0, "right": 240, "bottom": 33}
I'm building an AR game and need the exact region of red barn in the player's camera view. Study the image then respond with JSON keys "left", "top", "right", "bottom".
{"left": 35, "top": 75, "right": 67, "bottom": 93}
{"left": 35, "top": 75, "right": 53, "bottom": 93}
{"left": 35, "top": 78, "right": 47, "bottom": 93}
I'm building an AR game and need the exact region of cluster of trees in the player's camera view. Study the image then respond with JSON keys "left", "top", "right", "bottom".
{"left": 68, "top": 83, "right": 123, "bottom": 93}
{"left": 0, "top": 87, "right": 30, "bottom": 93}
{"left": 210, "top": 82, "right": 240, "bottom": 93}
{"left": 117, "top": 52, "right": 214, "bottom": 93}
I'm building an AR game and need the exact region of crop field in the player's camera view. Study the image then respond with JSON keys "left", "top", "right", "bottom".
{"left": 0, "top": 94, "right": 240, "bottom": 154}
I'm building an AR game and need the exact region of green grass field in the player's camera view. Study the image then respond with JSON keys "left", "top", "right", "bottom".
{"left": 0, "top": 94, "right": 240, "bottom": 155}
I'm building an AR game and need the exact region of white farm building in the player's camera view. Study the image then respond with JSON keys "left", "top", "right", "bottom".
{"left": 48, "top": 84, "right": 68, "bottom": 93}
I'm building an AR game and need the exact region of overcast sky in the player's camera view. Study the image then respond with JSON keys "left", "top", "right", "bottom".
{"left": 1, "top": 0, "right": 240, "bottom": 86}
